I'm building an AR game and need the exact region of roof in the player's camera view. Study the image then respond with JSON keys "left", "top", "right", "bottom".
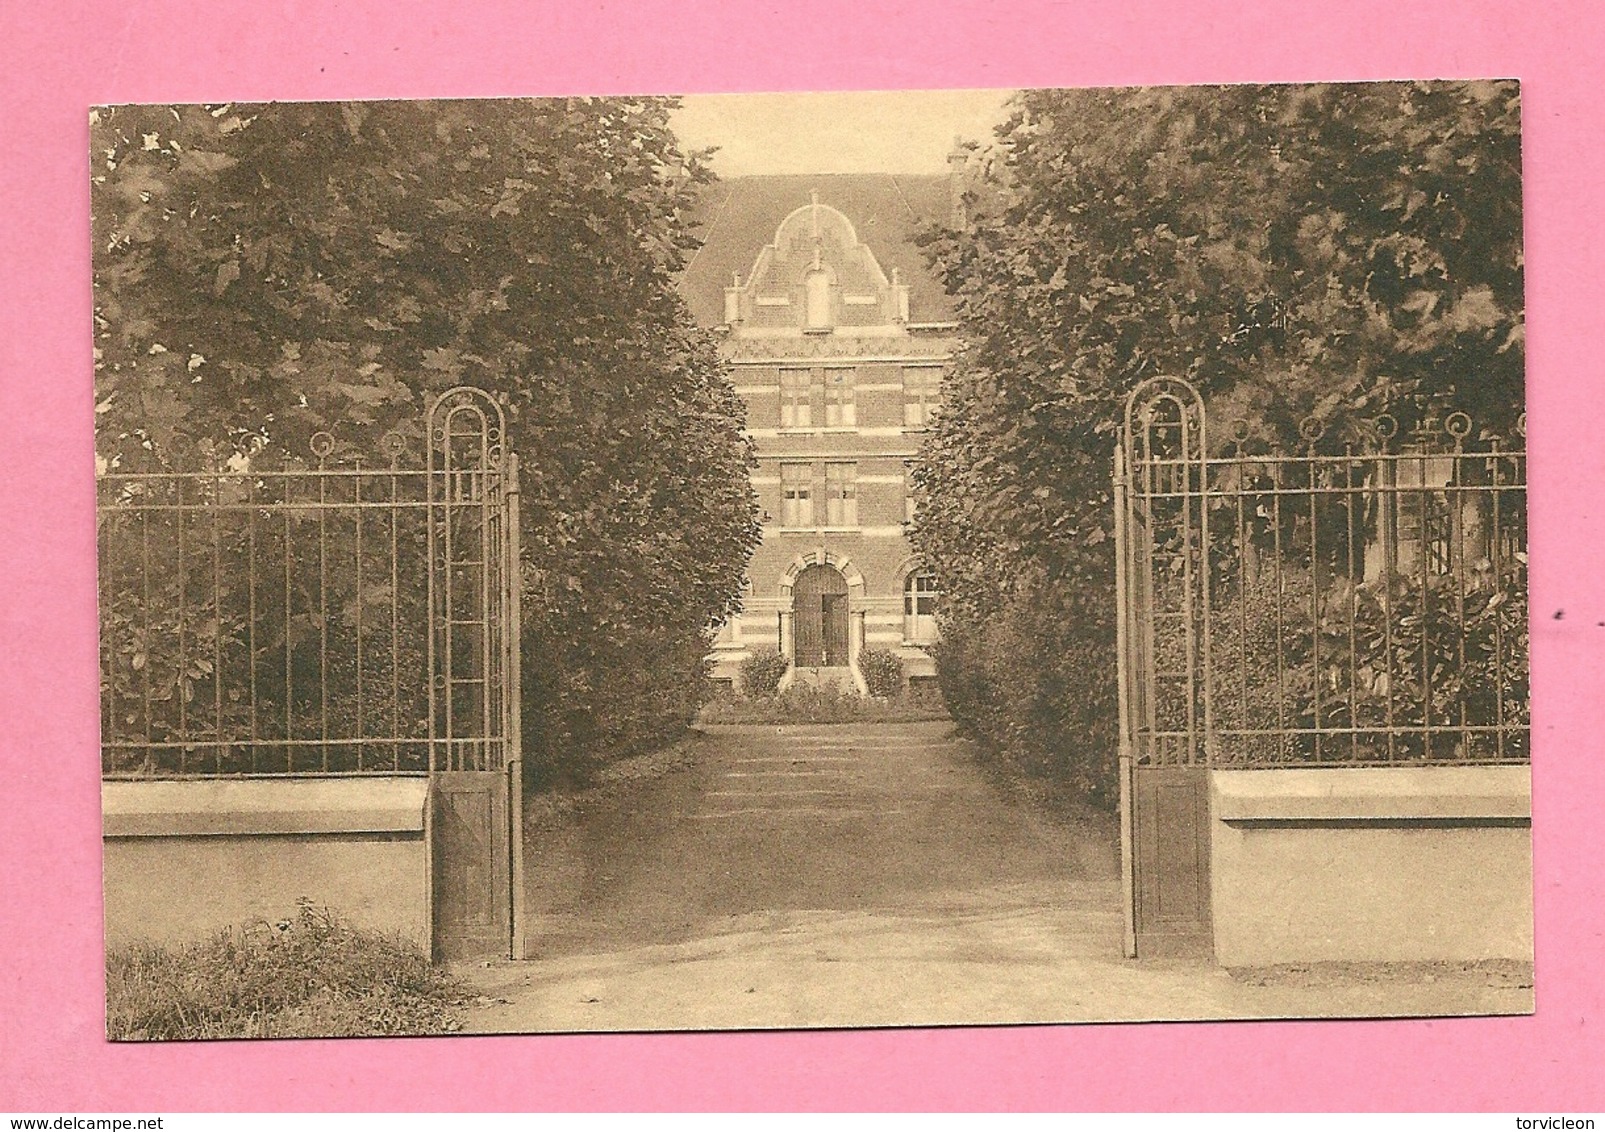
{"left": 680, "top": 173, "right": 958, "bottom": 328}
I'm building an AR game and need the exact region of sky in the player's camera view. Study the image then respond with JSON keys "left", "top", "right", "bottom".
{"left": 670, "top": 89, "right": 1016, "bottom": 176}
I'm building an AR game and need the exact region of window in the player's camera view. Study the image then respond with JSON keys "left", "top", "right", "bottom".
{"left": 904, "top": 571, "right": 940, "bottom": 642}
{"left": 780, "top": 463, "right": 859, "bottom": 530}
{"left": 779, "top": 367, "right": 856, "bottom": 430}
{"left": 780, "top": 463, "right": 814, "bottom": 528}
{"left": 825, "top": 462, "right": 857, "bottom": 527}
{"left": 903, "top": 366, "right": 943, "bottom": 428}
{"left": 780, "top": 368, "right": 812, "bottom": 429}
{"left": 823, "top": 369, "right": 856, "bottom": 427}
{"left": 805, "top": 268, "right": 832, "bottom": 331}
{"left": 903, "top": 461, "right": 917, "bottom": 523}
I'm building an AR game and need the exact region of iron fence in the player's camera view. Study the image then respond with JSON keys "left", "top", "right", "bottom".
{"left": 1116, "top": 376, "right": 1528, "bottom": 769}
{"left": 97, "top": 387, "right": 520, "bottom": 778}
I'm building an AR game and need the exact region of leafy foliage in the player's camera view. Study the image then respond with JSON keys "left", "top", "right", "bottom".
{"left": 929, "top": 570, "right": 1119, "bottom": 807}
{"left": 912, "top": 83, "right": 1525, "bottom": 805}
{"left": 1210, "top": 559, "right": 1530, "bottom": 764}
{"left": 856, "top": 647, "right": 905, "bottom": 699}
{"left": 93, "top": 99, "right": 761, "bottom": 779}
{"left": 699, "top": 683, "right": 949, "bottom": 725}
{"left": 738, "top": 648, "right": 790, "bottom": 698}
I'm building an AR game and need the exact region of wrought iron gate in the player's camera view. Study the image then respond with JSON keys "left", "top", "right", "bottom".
{"left": 425, "top": 387, "right": 523, "bottom": 961}
{"left": 1114, "top": 378, "right": 1215, "bottom": 956}
{"left": 98, "top": 386, "right": 524, "bottom": 961}
{"left": 1114, "top": 376, "right": 1528, "bottom": 958}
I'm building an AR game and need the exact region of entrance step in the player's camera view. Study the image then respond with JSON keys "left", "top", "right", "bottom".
{"left": 790, "top": 666, "right": 859, "bottom": 694}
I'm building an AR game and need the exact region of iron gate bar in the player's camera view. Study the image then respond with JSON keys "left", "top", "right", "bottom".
{"left": 1125, "top": 379, "right": 1215, "bottom": 767}
{"left": 505, "top": 450, "right": 525, "bottom": 960}
{"left": 1113, "top": 440, "right": 1138, "bottom": 958}
{"left": 1491, "top": 433, "right": 1508, "bottom": 760}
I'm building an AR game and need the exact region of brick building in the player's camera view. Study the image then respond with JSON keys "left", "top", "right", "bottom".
{"left": 681, "top": 171, "right": 962, "bottom": 692}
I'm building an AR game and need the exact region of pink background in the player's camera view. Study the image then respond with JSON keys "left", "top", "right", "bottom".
{"left": 2, "top": 0, "right": 1601, "bottom": 1112}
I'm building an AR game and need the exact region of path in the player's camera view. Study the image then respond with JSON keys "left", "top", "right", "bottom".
{"left": 462, "top": 722, "right": 1531, "bottom": 1032}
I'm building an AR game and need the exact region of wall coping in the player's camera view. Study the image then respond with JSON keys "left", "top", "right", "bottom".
{"left": 1212, "top": 764, "right": 1531, "bottom": 823}
{"left": 103, "top": 776, "right": 429, "bottom": 837}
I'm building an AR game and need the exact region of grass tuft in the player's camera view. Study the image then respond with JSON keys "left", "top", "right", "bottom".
{"left": 106, "top": 898, "right": 469, "bottom": 1040}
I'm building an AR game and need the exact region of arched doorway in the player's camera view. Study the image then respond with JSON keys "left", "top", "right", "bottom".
{"left": 793, "top": 563, "right": 849, "bottom": 667}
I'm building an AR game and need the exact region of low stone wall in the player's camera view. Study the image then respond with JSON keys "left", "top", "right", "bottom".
{"left": 1209, "top": 765, "right": 1532, "bottom": 968}
{"left": 102, "top": 777, "right": 431, "bottom": 951}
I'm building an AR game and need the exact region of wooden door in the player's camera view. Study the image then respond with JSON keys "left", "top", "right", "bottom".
{"left": 820, "top": 593, "right": 849, "bottom": 667}
{"left": 793, "top": 564, "right": 848, "bottom": 667}
{"left": 794, "top": 594, "right": 822, "bottom": 666}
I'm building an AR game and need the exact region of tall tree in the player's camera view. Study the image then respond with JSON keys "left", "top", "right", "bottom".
{"left": 93, "top": 98, "right": 761, "bottom": 778}
{"left": 913, "top": 82, "right": 1524, "bottom": 805}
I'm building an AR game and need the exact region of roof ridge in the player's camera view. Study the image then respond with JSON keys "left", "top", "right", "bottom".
{"left": 886, "top": 172, "right": 918, "bottom": 223}
{"left": 683, "top": 178, "right": 737, "bottom": 279}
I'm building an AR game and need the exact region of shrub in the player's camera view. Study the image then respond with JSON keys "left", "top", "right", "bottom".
{"left": 905, "top": 675, "right": 949, "bottom": 714}
{"left": 105, "top": 899, "right": 468, "bottom": 1040}
{"left": 857, "top": 648, "right": 905, "bottom": 699}
{"left": 698, "top": 682, "right": 950, "bottom": 725}
{"left": 738, "top": 648, "right": 790, "bottom": 698}
{"left": 930, "top": 574, "right": 1120, "bottom": 809}
{"left": 523, "top": 628, "right": 721, "bottom": 788}
{"left": 1207, "top": 558, "right": 1529, "bottom": 763}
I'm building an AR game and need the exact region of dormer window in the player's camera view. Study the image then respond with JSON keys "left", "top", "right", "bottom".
{"left": 730, "top": 194, "right": 900, "bottom": 334}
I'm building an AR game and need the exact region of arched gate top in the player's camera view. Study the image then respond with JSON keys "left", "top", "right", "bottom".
{"left": 427, "top": 386, "right": 509, "bottom": 475}
{"left": 1123, "top": 375, "right": 1208, "bottom": 464}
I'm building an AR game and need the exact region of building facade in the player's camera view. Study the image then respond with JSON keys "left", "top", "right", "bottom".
{"left": 681, "top": 172, "right": 961, "bottom": 692}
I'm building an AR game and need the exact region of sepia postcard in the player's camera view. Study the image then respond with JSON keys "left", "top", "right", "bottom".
{"left": 93, "top": 84, "right": 1531, "bottom": 1039}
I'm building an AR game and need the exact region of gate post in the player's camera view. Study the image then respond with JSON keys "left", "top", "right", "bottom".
{"left": 1118, "top": 377, "right": 1215, "bottom": 960}
{"left": 425, "top": 387, "right": 518, "bottom": 962}
{"left": 505, "top": 452, "right": 525, "bottom": 961}
{"left": 1113, "top": 441, "right": 1138, "bottom": 959}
